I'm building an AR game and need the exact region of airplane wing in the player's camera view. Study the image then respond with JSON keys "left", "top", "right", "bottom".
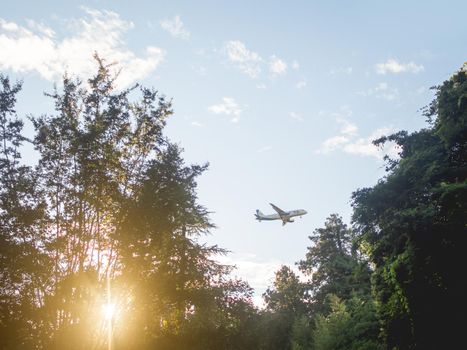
{"left": 270, "top": 203, "right": 288, "bottom": 216}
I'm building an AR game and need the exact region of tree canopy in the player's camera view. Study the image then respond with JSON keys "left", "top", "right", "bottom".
{"left": 0, "top": 57, "right": 255, "bottom": 350}
{"left": 352, "top": 64, "right": 467, "bottom": 349}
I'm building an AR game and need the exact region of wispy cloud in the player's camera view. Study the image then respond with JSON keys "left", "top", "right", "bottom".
{"left": 193, "top": 65, "right": 207, "bottom": 75}
{"left": 223, "top": 41, "right": 292, "bottom": 80}
{"left": 337, "top": 118, "right": 358, "bottom": 135}
{"left": 269, "top": 55, "right": 287, "bottom": 76}
{"left": 416, "top": 86, "right": 428, "bottom": 95}
{"left": 317, "top": 124, "right": 399, "bottom": 159}
{"left": 296, "top": 79, "right": 307, "bottom": 89}
{"left": 160, "top": 15, "right": 190, "bottom": 40}
{"left": 375, "top": 59, "right": 424, "bottom": 74}
{"left": 317, "top": 135, "right": 350, "bottom": 154}
{"left": 289, "top": 112, "right": 304, "bottom": 122}
{"left": 329, "top": 67, "right": 353, "bottom": 76}
{"left": 215, "top": 253, "right": 305, "bottom": 296}
{"left": 191, "top": 121, "right": 203, "bottom": 127}
{"left": 217, "top": 252, "right": 309, "bottom": 308}
{"left": 25, "top": 19, "right": 55, "bottom": 37}
{"left": 316, "top": 107, "right": 399, "bottom": 159}
{"left": 331, "top": 105, "right": 353, "bottom": 119}
{"left": 358, "top": 82, "right": 399, "bottom": 101}
{"left": 208, "top": 97, "right": 243, "bottom": 123}
{"left": 0, "top": 9, "right": 165, "bottom": 88}
{"left": 257, "top": 146, "right": 272, "bottom": 153}
{"left": 342, "top": 127, "right": 400, "bottom": 158}
{"left": 291, "top": 60, "right": 300, "bottom": 70}
{"left": 224, "top": 40, "right": 262, "bottom": 78}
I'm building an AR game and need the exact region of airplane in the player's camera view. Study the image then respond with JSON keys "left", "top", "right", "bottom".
{"left": 255, "top": 203, "right": 308, "bottom": 226}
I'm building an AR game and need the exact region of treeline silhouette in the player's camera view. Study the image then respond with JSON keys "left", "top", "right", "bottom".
{"left": 0, "top": 58, "right": 465, "bottom": 349}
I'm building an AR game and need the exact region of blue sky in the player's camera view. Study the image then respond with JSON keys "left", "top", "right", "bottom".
{"left": 2, "top": 0, "right": 466, "bottom": 303}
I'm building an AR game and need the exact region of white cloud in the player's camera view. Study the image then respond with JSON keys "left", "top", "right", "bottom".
{"left": 416, "top": 86, "right": 427, "bottom": 95}
{"left": 358, "top": 82, "right": 399, "bottom": 101}
{"left": 296, "top": 79, "right": 307, "bottom": 89}
{"left": 317, "top": 135, "right": 350, "bottom": 154}
{"left": 215, "top": 253, "right": 306, "bottom": 307}
{"left": 256, "top": 83, "right": 267, "bottom": 89}
{"left": 289, "top": 112, "right": 304, "bottom": 122}
{"left": 342, "top": 139, "right": 380, "bottom": 157}
{"left": 223, "top": 42, "right": 292, "bottom": 80}
{"left": 0, "top": 9, "right": 165, "bottom": 88}
{"left": 224, "top": 40, "right": 262, "bottom": 78}
{"left": 331, "top": 104, "right": 353, "bottom": 119}
{"left": 0, "top": 20, "right": 20, "bottom": 32}
{"left": 26, "top": 19, "right": 55, "bottom": 37}
{"left": 193, "top": 65, "right": 207, "bottom": 75}
{"left": 316, "top": 107, "right": 399, "bottom": 159}
{"left": 257, "top": 146, "right": 272, "bottom": 153}
{"left": 269, "top": 55, "right": 287, "bottom": 76}
{"left": 337, "top": 118, "right": 358, "bottom": 135}
{"left": 208, "top": 97, "right": 242, "bottom": 123}
{"left": 191, "top": 121, "right": 203, "bottom": 127}
{"left": 216, "top": 253, "right": 307, "bottom": 308}
{"left": 329, "top": 67, "right": 353, "bottom": 75}
{"left": 343, "top": 127, "right": 400, "bottom": 158}
{"left": 376, "top": 59, "right": 424, "bottom": 74}
{"left": 160, "top": 15, "right": 190, "bottom": 40}
{"left": 215, "top": 253, "right": 283, "bottom": 290}
{"left": 194, "top": 48, "right": 207, "bottom": 56}
{"left": 317, "top": 124, "right": 399, "bottom": 159}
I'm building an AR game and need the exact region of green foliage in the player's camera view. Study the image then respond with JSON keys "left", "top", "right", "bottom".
{"left": 260, "top": 266, "right": 309, "bottom": 350}
{"left": 298, "top": 214, "right": 371, "bottom": 314}
{"left": 312, "top": 295, "right": 383, "bottom": 350}
{"left": 352, "top": 65, "right": 467, "bottom": 349}
{"left": 290, "top": 316, "right": 313, "bottom": 350}
{"left": 0, "top": 58, "right": 255, "bottom": 349}
{"left": 312, "top": 295, "right": 350, "bottom": 350}
{"left": 265, "top": 215, "right": 382, "bottom": 350}
{"left": 0, "top": 74, "right": 50, "bottom": 349}
{"left": 264, "top": 265, "right": 308, "bottom": 315}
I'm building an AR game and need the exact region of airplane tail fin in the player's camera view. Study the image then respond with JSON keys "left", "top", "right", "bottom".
{"left": 255, "top": 209, "right": 264, "bottom": 219}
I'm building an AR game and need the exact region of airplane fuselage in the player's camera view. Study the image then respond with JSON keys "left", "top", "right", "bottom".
{"left": 255, "top": 208, "right": 307, "bottom": 225}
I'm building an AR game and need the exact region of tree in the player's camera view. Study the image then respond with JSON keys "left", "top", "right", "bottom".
{"left": 285, "top": 214, "right": 382, "bottom": 350}
{"left": 115, "top": 143, "right": 250, "bottom": 348}
{"left": 260, "top": 215, "right": 381, "bottom": 350}
{"left": 264, "top": 265, "right": 308, "bottom": 315}
{"left": 352, "top": 64, "right": 467, "bottom": 349}
{"left": 0, "top": 58, "right": 255, "bottom": 349}
{"left": 261, "top": 265, "right": 309, "bottom": 350}
{"left": 298, "top": 214, "right": 371, "bottom": 314}
{"left": 25, "top": 56, "right": 174, "bottom": 348}
{"left": 312, "top": 295, "right": 350, "bottom": 350}
{"left": 312, "top": 294, "right": 383, "bottom": 350}
{"left": 0, "top": 75, "right": 50, "bottom": 348}
{"left": 290, "top": 315, "right": 313, "bottom": 350}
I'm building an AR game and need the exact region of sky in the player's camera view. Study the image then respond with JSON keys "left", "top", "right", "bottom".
{"left": 1, "top": 0, "right": 466, "bottom": 304}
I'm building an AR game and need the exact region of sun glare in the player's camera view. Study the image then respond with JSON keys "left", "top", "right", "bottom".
{"left": 102, "top": 303, "right": 116, "bottom": 321}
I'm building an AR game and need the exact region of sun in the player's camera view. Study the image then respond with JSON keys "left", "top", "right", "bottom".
{"left": 102, "top": 303, "right": 116, "bottom": 321}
